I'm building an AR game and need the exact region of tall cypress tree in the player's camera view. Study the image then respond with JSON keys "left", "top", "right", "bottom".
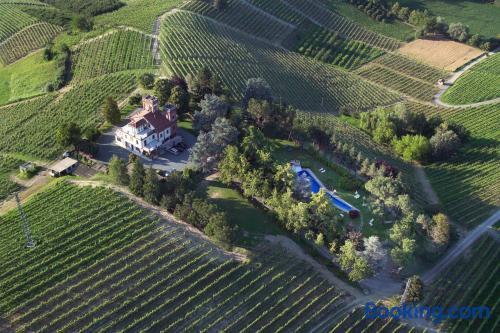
{"left": 129, "top": 159, "right": 145, "bottom": 197}
{"left": 143, "top": 167, "right": 160, "bottom": 204}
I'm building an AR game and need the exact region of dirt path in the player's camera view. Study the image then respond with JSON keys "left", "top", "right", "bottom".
{"left": 413, "top": 164, "right": 439, "bottom": 205}
{"left": 264, "top": 235, "right": 363, "bottom": 298}
{"left": 0, "top": 171, "right": 51, "bottom": 215}
{"left": 432, "top": 50, "right": 500, "bottom": 108}
{"left": 422, "top": 209, "right": 500, "bottom": 284}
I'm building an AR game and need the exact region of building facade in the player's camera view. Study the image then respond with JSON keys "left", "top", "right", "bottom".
{"left": 115, "top": 96, "right": 178, "bottom": 158}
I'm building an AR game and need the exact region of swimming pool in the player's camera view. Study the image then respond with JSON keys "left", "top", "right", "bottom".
{"left": 297, "top": 168, "right": 358, "bottom": 213}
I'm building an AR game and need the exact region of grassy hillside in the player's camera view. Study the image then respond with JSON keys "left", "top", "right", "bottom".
{"left": 397, "top": 0, "right": 500, "bottom": 39}
{"left": 161, "top": 11, "right": 401, "bottom": 113}
{"left": 442, "top": 53, "right": 500, "bottom": 104}
{"left": 0, "top": 181, "right": 351, "bottom": 332}
{"left": 0, "top": 50, "right": 58, "bottom": 105}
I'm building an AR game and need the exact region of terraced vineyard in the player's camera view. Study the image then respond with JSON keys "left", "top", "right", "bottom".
{"left": 294, "top": 26, "right": 384, "bottom": 70}
{"left": 356, "top": 53, "right": 446, "bottom": 101}
{"left": 0, "top": 181, "right": 350, "bottom": 333}
{"left": 424, "top": 234, "right": 499, "bottom": 333}
{"left": 181, "top": 0, "right": 296, "bottom": 45}
{"left": 442, "top": 53, "right": 500, "bottom": 105}
{"left": 0, "top": 154, "right": 23, "bottom": 201}
{"left": 72, "top": 29, "right": 156, "bottom": 81}
{"left": 327, "top": 306, "right": 424, "bottom": 332}
{"left": 161, "top": 10, "right": 400, "bottom": 113}
{"left": 0, "top": 72, "right": 138, "bottom": 159}
{"left": 0, "top": 22, "right": 62, "bottom": 65}
{"left": 0, "top": 4, "right": 38, "bottom": 42}
{"left": 280, "top": 0, "right": 401, "bottom": 51}
{"left": 248, "top": 0, "right": 306, "bottom": 26}
{"left": 424, "top": 104, "right": 500, "bottom": 228}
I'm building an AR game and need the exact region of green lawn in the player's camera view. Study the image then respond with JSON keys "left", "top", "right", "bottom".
{"left": 271, "top": 139, "right": 389, "bottom": 239}
{"left": 199, "top": 180, "right": 283, "bottom": 245}
{"left": 325, "top": 0, "right": 415, "bottom": 41}
{"left": 397, "top": 0, "right": 500, "bottom": 39}
{"left": 0, "top": 50, "right": 58, "bottom": 106}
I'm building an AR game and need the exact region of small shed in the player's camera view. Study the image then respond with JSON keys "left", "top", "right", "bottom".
{"left": 49, "top": 158, "right": 78, "bottom": 177}
{"left": 19, "top": 162, "right": 35, "bottom": 173}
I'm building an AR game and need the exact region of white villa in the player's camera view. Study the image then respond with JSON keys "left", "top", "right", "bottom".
{"left": 115, "top": 95, "right": 179, "bottom": 158}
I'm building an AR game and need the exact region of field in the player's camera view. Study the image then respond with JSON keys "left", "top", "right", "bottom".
{"left": 0, "top": 181, "right": 351, "bottom": 332}
{"left": 0, "top": 72, "right": 138, "bottom": 159}
{"left": 0, "top": 4, "right": 38, "bottom": 42}
{"left": 424, "top": 234, "right": 499, "bottom": 333}
{"left": 326, "top": 305, "right": 424, "bottom": 332}
{"left": 71, "top": 29, "right": 156, "bottom": 81}
{"left": 94, "top": 0, "right": 183, "bottom": 33}
{"left": 398, "top": 39, "right": 484, "bottom": 71}
{"left": 0, "top": 154, "right": 23, "bottom": 201}
{"left": 294, "top": 26, "right": 385, "bottom": 70}
{"left": 0, "top": 50, "right": 58, "bottom": 105}
{"left": 321, "top": 0, "right": 415, "bottom": 41}
{"left": 405, "top": 102, "right": 500, "bottom": 228}
{"left": 0, "top": 22, "right": 62, "bottom": 65}
{"left": 355, "top": 52, "right": 445, "bottom": 101}
{"left": 181, "top": 0, "right": 296, "bottom": 45}
{"left": 442, "top": 53, "right": 500, "bottom": 105}
{"left": 160, "top": 10, "right": 401, "bottom": 113}
{"left": 397, "top": 0, "right": 500, "bottom": 39}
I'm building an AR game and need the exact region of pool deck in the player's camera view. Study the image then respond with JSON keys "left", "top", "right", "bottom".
{"left": 298, "top": 165, "right": 359, "bottom": 213}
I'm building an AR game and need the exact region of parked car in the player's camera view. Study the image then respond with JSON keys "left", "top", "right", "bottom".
{"left": 156, "top": 170, "right": 170, "bottom": 177}
{"left": 174, "top": 144, "right": 185, "bottom": 152}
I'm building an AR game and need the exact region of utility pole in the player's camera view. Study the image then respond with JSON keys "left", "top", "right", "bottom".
{"left": 14, "top": 193, "right": 35, "bottom": 248}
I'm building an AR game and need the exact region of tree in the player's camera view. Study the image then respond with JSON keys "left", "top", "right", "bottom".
{"left": 403, "top": 275, "right": 423, "bottom": 304}
{"left": 193, "top": 94, "right": 228, "bottom": 132}
{"left": 430, "top": 125, "right": 460, "bottom": 160}
{"left": 187, "top": 67, "right": 223, "bottom": 100}
{"left": 294, "top": 174, "right": 311, "bottom": 200}
{"left": 430, "top": 213, "right": 450, "bottom": 247}
{"left": 241, "top": 126, "right": 270, "bottom": 162}
{"left": 139, "top": 73, "right": 155, "bottom": 89}
{"left": 218, "top": 145, "right": 248, "bottom": 184}
{"left": 362, "top": 236, "right": 386, "bottom": 269}
{"left": 71, "top": 15, "right": 92, "bottom": 32}
{"left": 373, "top": 119, "right": 396, "bottom": 144}
{"left": 169, "top": 85, "right": 189, "bottom": 115}
{"left": 154, "top": 79, "right": 173, "bottom": 106}
{"left": 339, "top": 240, "right": 373, "bottom": 282}
{"left": 129, "top": 159, "right": 145, "bottom": 197}
{"left": 448, "top": 22, "right": 469, "bottom": 42}
{"left": 393, "top": 135, "right": 430, "bottom": 162}
{"left": 143, "top": 167, "right": 160, "bottom": 204}
{"left": 189, "top": 118, "right": 238, "bottom": 172}
{"left": 309, "top": 189, "right": 341, "bottom": 238}
{"left": 273, "top": 163, "right": 296, "bottom": 193}
{"left": 56, "top": 122, "right": 81, "bottom": 148}
{"left": 243, "top": 78, "right": 272, "bottom": 108}
{"left": 315, "top": 233, "right": 325, "bottom": 247}
{"left": 390, "top": 238, "right": 416, "bottom": 267}
{"left": 205, "top": 211, "right": 236, "bottom": 245}
{"left": 129, "top": 93, "right": 142, "bottom": 105}
{"left": 101, "top": 96, "right": 121, "bottom": 125}
{"left": 108, "top": 155, "right": 129, "bottom": 185}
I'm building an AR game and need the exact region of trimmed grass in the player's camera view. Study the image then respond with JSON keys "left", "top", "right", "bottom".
{"left": 0, "top": 50, "right": 58, "bottom": 106}
{"left": 397, "top": 0, "right": 500, "bottom": 39}
{"left": 324, "top": 0, "right": 415, "bottom": 41}
{"left": 199, "top": 180, "right": 283, "bottom": 245}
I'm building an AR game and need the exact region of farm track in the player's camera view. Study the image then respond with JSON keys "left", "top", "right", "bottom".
{"left": 432, "top": 50, "right": 500, "bottom": 108}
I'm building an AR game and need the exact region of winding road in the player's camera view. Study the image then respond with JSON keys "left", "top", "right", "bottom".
{"left": 432, "top": 50, "right": 500, "bottom": 108}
